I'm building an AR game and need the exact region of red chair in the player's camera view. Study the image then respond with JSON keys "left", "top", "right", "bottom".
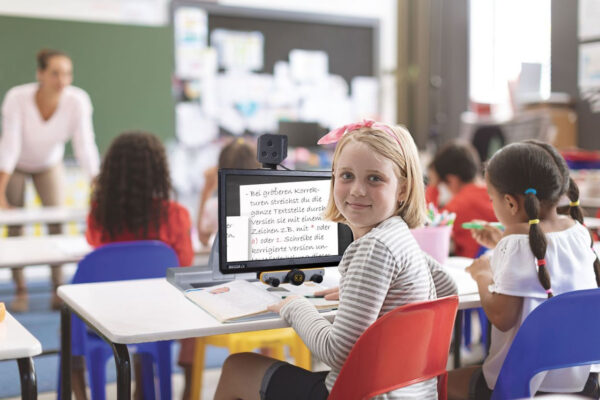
{"left": 328, "top": 296, "right": 458, "bottom": 400}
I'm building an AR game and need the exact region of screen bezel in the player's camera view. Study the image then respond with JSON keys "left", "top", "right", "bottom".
{"left": 218, "top": 168, "right": 353, "bottom": 274}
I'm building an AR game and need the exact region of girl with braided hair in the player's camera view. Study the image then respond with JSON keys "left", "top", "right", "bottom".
{"left": 448, "top": 140, "right": 600, "bottom": 400}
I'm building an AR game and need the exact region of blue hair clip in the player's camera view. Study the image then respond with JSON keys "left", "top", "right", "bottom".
{"left": 524, "top": 188, "right": 537, "bottom": 195}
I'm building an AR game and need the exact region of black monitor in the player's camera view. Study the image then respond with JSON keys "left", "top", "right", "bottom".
{"left": 218, "top": 168, "right": 353, "bottom": 274}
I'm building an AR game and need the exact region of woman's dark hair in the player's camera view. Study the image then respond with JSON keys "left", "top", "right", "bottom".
{"left": 432, "top": 141, "right": 481, "bottom": 183}
{"left": 37, "top": 48, "right": 70, "bottom": 70}
{"left": 486, "top": 140, "right": 600, "bottom": 297}
{"left": 91, "top": 131, "right": 172, "bottom": 241}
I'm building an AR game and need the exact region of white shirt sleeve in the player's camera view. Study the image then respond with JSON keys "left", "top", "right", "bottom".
{"left": 70, "top": 90, "right": 100, "bottom": 178}
{"left": 0, "top": 89, "right": 23, "bottom": 174}
{"left": 488, "top": 236, "right": 548, "bottom": 299}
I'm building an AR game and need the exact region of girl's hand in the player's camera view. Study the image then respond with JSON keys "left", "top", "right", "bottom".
{"left": 313, "top": 287, "right": 339, "bottom": 301}
{"left": 465, "top": 256, "right": 492, "bottom": 282}
{"left": 267, "top": 295, "right": 301, "bottom": 314}
{"left": 470, "top": 221, "right": 503, "bottom": 249}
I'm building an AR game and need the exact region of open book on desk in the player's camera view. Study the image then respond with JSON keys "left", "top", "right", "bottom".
{"left": 184, "top": 279, "right": 338, "bottom": 323}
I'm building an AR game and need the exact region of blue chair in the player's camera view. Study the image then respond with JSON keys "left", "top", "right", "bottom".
{"left": 492, "top": 288, "right": 600, "bottom": 400}
{"left": 58, "top": 241, "right": 179, "bottom": 400}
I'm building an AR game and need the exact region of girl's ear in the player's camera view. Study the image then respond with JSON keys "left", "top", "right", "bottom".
{"left": 504, "top": 194, "right": 520, "bottom": 216}
{"left": 396, "top": 181, "right": 407, "bottom": 205}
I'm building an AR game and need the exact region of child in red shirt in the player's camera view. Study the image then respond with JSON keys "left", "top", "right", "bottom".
{"left": 428, "top": 141, "right": 497, "bottom": 258}
{"left": 80, "top": 131, "right": 193, "bottom": 400}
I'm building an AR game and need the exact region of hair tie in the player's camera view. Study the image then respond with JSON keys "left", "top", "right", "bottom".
{"left": 529, "top": 219, "right": 540, "bottom": 225}
{"left": 569, "top": 200, "right": 580, "bottom": 207}
{"left": 545, "top": 289, "right": 553, "bottom": 295}
{"left": 537, "top": 259, "right": 546, "bottom": 267}
{"left": 524, "top": 188, "right": 537, "bottom": 195}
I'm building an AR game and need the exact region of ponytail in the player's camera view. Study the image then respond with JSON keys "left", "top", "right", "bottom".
{"left": 524, "top": 189, "right": 553, "bottom": 298}
{"left": 567, "top": 178, "right": 600, "bottom": 286}
{"left": 567, "top": 177, "right": 584, "bottom": 224}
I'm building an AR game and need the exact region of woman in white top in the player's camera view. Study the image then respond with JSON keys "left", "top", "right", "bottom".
{"left": 0, "top": 49, "right": 100, "bottom": 312}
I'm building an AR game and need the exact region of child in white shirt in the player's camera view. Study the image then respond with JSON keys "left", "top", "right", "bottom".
{"left": 448, "top": 140, "right": 600, "bottom": 399}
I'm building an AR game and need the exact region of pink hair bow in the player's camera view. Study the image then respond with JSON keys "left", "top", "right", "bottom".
{"left": 317, "top": 119, "right": 400, "bottom": 145}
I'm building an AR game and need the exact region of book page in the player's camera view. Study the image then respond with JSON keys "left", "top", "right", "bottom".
{"left": 185, "top": 280, "right": 280, "bottom": 322}
{"left": 239, "top": 180, "right": 338, "bottom": 261}
{"left": 443, "top": 257, "right": 478, "bottom": 295}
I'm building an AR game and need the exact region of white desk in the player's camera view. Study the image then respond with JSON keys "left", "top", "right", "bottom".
{"left": 0, "top": 311, "right": 42, "bottom": 399}
{"left": 57, "top": 258, "right": 479, "bottom": 399}
{"left": 0, "top": 234, "right": 210, "bottom": 270}
{"left": 0, "top": 235, "right": 92, "bottom": 269}
{"left": 0, "top": 206, "right": 87, "bottom": 226}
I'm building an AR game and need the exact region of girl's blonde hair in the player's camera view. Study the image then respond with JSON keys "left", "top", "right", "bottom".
{"left": 322, "top": 124, "right": 426, "bottom": 228}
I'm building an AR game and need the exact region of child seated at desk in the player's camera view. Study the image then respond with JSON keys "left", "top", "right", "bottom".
{"left": 448, "top": 140, "right": 600, "bottom": 399}
{"left": 213, "top": 120, "right": 457, "bottom": 400}
{"left": 196, "top": 137, "right": 259, "bottom": 247}
{"left": 427, "top": 141, "right": 497, "bottom": 258}
{"left": 83, "top": 131, "right": 193, "bottom": 400}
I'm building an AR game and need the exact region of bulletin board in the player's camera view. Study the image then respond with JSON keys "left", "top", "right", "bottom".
{"left": 170, "top": 1, "right": 380, "bottom": 145}
{"left": 171, "top": 2, "right": 379, "bottom": 83}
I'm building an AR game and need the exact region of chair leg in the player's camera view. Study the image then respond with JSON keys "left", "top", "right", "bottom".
{"left": 291, "top": 336, "right": 311, "bottom": 370}
{"left": 477, "top": 308, "right": 489, "bottom": 350}
{"left": 438, "top": 372, "right": 448, "bottom": 400}
{"left": 86, "top": 347, "right": 108, "bottom": 400}
{"left": 271, "top": 344, "right": 285, "bottom": 361}
{"left": 463, "top": 310, "right": 472, "bottom": 348}
{"left": 156, "top": 343, "right": 173, "bottom": 400}
{"left": 190, "top": 338, "right": 206, "bottom": 400}
{"left": 137, "top": 353, "right": 157, "bottom": 400}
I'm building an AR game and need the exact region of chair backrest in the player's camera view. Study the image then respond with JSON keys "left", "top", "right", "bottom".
{"left": 69, "top": 241, "right": 179, "bottom": 355}
{"left": 72, "top": 240, "right": 179, "bottom": 284}
{"left": 328, "top": 296, "right": 459, "bottom": 400}
{"left": 492, "top": 288, "right": 600, "bottom": 400}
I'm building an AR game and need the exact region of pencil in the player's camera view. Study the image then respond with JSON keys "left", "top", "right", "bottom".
{"left": 461, "top": 222, "right": 504, "bottom": 230}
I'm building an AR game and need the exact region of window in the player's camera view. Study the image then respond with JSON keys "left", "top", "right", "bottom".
{"left": 469, "top": 0, "right": 551, "bottom": 111}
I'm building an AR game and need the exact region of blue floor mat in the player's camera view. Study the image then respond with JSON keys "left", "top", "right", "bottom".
{"left": 0, "top": 280, "right": 229, "bottom": 398}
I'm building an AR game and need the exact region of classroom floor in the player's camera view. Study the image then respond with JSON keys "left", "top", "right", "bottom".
{"left": 3, "top": 369, "right": 222, "bottom": 400}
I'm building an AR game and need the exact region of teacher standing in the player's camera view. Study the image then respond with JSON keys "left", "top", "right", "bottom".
{"left": 0, "top": 49, "right": 100, "bottom": 312}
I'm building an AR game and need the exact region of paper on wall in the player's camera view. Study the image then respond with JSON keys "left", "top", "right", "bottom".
{"left": 174, "top": 7, "right": 208, "bottom": 79}
{"left": 289, "top": 49, "right": 329, "bottom": 84}
{"left": 211, "top": 29, "right": 264, "bottom": 71}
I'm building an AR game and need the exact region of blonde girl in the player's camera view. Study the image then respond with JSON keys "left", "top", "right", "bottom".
{"left": 214, "top": 120, "right": 456, "bottom": 400}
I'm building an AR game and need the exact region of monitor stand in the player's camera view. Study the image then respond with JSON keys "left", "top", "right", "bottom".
{"left": 166, "top": 237, "right": 255, "bottom": 291}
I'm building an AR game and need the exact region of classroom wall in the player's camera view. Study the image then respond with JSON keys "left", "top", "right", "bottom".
{"left": 0, "top": 15, "right": 174, "bottom": 153}
{"left": 551, "top": 0, "right": 600, "bottom": 150}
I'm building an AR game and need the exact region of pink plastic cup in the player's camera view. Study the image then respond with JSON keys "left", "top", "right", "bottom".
{"left": 410, "top": 225, "right": 452, "bottom": 265}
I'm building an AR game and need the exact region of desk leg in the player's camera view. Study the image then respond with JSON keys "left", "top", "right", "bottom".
{"left": 17, "top": 357, "right": 37, "bottom": 400}
{"left": 453, "top": 310, "right": 463, "bottom": 369}
{"left": 60, "top": 305, "right": 72, "bottom": 400}
{"left": 110, "top": 342, "right": 131, "bottom": 400}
